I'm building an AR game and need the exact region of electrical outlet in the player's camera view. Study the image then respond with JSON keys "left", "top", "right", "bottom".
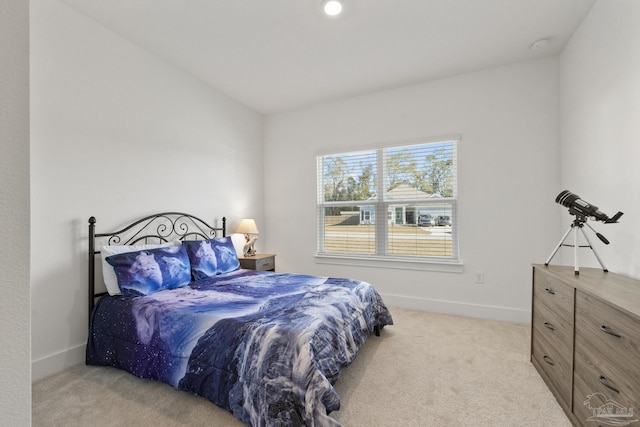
{"left": 474, "top": 271, "right": 484, "bottom": 284}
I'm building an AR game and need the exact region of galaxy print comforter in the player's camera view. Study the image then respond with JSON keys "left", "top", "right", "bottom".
{"left": 87, "top": 269, "right": 393, "bottom": 426}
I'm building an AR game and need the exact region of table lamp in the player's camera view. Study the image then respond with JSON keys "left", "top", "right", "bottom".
{"left": 236, "top": 218, "right": 259, "bottom": 257}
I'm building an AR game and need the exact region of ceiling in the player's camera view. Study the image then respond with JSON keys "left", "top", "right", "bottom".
{"left": 61, "top": 0, "right": 596, "bottom": 114}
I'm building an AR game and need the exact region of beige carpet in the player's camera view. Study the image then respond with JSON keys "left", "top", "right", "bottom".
{"left": 32, "top": 308, "right": 571, "bottom": 426}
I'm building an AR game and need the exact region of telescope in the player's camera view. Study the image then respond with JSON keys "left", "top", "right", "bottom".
{"left": 555, "top": 190, "right": 623, "bottom": 224}
{"left": 546, "top": 190, "right": 623, "bottom": 274}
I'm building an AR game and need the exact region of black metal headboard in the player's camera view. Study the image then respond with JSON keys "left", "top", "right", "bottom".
{"left": 88, "top": 212, "right": 226, "bottom": 326}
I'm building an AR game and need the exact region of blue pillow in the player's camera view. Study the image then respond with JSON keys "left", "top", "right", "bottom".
{"left": 183, "top": 237, "right": 240, "bottom": 279}
{"left": 106, "top": 245, "right": 192, "bottom": 299}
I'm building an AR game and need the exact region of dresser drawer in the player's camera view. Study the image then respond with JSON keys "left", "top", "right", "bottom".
{"left": 573, "top": 344, "right": 639, "bottom": 427}
{"left": 532, "top": 296, "right": 573, "bottom": 354}
{"left": 531, "top": 329, "right": 572, "bottom": 409}
{"left": 533, "top": 268, "right": 574, "bottom": 323}
{"left": 575, "top": 291, "right": 640, "bottom": 372}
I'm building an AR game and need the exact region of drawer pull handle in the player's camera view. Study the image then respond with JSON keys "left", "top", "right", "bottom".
{"left": 599, "top": 375, "right": 620, "bottom": 393}
{"left": 543, "top": 355, "right": 554, "bottom": 366}
{"left": 543, "top": 322, "right": 555, "bottom": 331}
{"left": 544, "top": 288, "right": 555, "bottom": 295}
{"left": 600, "top": 325, "right": 622, "bottom": 338}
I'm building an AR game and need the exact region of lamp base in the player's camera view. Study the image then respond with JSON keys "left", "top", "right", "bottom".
{"left": 243, "top": 234, "right": 258, "bottom": 257}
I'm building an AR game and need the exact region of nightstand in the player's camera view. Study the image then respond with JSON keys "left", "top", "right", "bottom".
{"left": 238, "top": 253, "right": 276, "bottom": 271}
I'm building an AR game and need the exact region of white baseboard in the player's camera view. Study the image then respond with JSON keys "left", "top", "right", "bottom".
{"left": 32, "top": 343, "right": 86, "bottom": 382}
{"left": 380, "top": 293, "right": 531, "bottom": 324}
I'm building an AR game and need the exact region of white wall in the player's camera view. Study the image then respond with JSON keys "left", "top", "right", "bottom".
{"left": 30, "top": 0, "right": 264, "bottom": 380}
{"left": 559, "top": 0, "right": 640, "bottom": 278}
{"left": 264, "top": 57, "right": 561, "bottom": 322}
{"left": 0, "top": 0, "right": 31, "bottom": 424}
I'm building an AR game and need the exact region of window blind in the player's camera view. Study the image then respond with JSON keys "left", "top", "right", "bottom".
{"left": 317, "top": 138, "right": 458, "bottom": 262}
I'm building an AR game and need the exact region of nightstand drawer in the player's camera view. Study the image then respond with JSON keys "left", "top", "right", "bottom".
{"left": 254, "top": 256, "right": 275, "bottom": 271}
{"left": 239, "top": 254, "right": 276, "bottom": 271}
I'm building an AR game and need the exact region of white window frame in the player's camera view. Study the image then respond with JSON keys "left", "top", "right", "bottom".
{"left": 315, "top": 136, "right": 463, "bottom": 272}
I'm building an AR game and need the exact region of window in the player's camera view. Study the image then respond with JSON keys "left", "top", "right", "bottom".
{"left": 316, "top": 138, "right": 459, "bottom": 265}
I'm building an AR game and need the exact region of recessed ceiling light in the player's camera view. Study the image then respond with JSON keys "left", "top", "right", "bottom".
{"left": 323, "top": 0, "right": 343, "bottom": 17}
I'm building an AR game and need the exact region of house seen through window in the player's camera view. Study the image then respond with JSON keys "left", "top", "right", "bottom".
{"left": 317, "top": 138, "right": 458, "bottom": 262}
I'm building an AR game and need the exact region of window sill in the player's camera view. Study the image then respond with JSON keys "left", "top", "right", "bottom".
{"left": 314, "top": 254, "right": 464, "bottom": 273}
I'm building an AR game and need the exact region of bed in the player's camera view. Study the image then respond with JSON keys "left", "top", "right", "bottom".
{"left": 86, "top": 212, "right": 393, "bottom": 426}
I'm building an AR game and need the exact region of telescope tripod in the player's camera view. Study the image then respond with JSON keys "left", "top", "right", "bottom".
{"left": 545, "top": 215, "right": 609, "bottom": 275}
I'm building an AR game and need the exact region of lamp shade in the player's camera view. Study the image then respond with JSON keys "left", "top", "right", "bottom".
{"left": 236, "top": 218, "right": 259, "bottom": 235}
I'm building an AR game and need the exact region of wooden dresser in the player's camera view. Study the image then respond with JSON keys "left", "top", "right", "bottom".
{"left": 531, "top": 264, "right": 640, "bottom": 427}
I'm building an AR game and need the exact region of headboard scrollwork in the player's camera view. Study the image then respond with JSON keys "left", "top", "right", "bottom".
{"left": 88, "top": 212, "right": 226, "bottom": 326}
